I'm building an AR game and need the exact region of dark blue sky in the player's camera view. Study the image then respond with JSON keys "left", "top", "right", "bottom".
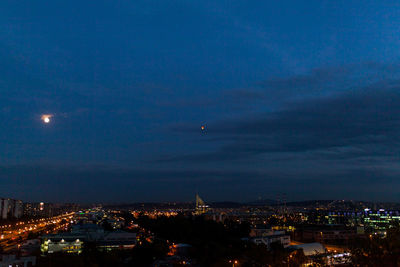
{"left": 1, "top": 1, "right": 400, "bottom": 203}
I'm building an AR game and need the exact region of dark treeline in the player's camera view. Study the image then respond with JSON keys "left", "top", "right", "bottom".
{"left": 350, "top": 225, "right": 400, "bottom": 266}
{"left": 136, "top": 214, "right": 250, "bottom": 244}
{"left": 135, "top": 214, "right": 306, "bottom": 266}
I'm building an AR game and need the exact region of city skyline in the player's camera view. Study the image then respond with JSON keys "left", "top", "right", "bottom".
{"left": 1, "top": 1, "right": 400, "bottom": 202}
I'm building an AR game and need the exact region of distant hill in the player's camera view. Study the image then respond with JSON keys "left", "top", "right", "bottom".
{"left": 103, "top": 199, "right": 400, "bottom": 211}
{"left": 246, "top": 199, "right": 278, "bottom": 206}
{"left": 285, "top": 200, "right": 335, "bottom": 207}
{"left": 209, "top": 202, "right": 242, "bottom": 208}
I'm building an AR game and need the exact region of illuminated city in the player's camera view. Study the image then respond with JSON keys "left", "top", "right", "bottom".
{"left": 0, "top": 197, "right": 399, "bottom": 266}
{"left": 1, "top": 1, "right": 400, "bottom": 266}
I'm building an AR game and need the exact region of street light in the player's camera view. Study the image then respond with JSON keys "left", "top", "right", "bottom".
{"left": 228, "top": 260, "right": 239, "bottom": 267}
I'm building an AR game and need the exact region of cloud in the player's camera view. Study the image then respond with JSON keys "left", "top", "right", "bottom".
{"left": 167, "top": 64, "right": 400, "bottom": 164}
{"left": 258, "top": 62, "right": 400, "bottom": 102}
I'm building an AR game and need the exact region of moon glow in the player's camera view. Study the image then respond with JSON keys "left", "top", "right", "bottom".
{"left": 41, "top": 114, "right": 52, "bottom": 124}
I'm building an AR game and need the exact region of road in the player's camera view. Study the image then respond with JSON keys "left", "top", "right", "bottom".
{"left": 0, "top": 213, "right": 74, "bottom": 252}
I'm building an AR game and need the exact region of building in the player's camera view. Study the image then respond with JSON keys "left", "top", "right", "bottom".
{"left": 363, "top": 209, "right": 400, "bottom": 234}
{"left": 250, "top": 225, "right": 290, "bottom": 248}
{"left": 0, "top": 199, "right": 9, "bottom": 219}
{"left": 295, "top": 225, "right": 357, "bottom": 244}
{"left": 41, "top": 234, "right": 85, "bottom": 254}
{"left": 0, "top": 198, "right": 23, "bottom": 219}
{"left": 97, "top": 230, "right": 137, "bottom": 251}
{"left": 0, "top": 254, "right": 36, "bottom": 267}
{"left": 326, "top": 211, "right": 363, "bottom": 226}
{"left": 14, "top": 200, "right": 23, "bottom": 218}
{"left": 41, "top": 224, "right": 137, "bottom": 254}
{"left": 249, "top": 224, "right": 275, "bottom": 237}
{"left": 24, "top": 202, "right": 52, "bottom": 217}
{"left": 251, "top": 232, "right": 291, "bottom": 248}
{"left": 194, "top": 194, "right": 210, "bottom": 215}
{"left": 24, "top": 202, "right": 80, "bottom": 217}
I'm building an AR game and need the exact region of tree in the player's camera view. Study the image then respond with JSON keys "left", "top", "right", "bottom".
{"left": 350, "top": 226, "right": 400, "bottom": 266}
{"left": 102, "top": 221, "right": 114, "bottom": 231}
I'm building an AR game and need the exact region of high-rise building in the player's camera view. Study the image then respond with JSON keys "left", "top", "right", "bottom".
{"left": 194, "top": 194, "right": 210, "bottom": 215}
{"left": 0, "top": 199, "right": 10, "bottom": 219}
{"left": 0, "top": 198, "right": 23, "bottom": 219}
{"left": 23, "top": 202, "right": 80, "bottom": 217}
{"left": 14, "top": 200, "right": 23, "bottom": 218}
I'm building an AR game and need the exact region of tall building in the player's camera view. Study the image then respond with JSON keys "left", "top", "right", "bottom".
{"left": 0, "top": 199, "right": 10, "bottom": 219}
{"left": 194, "top": 194, "right": 209, "bottom": 215}
{"left": 23, "top": 202, "right": 80, "bottom": 217}
{"left": 14, "top": 200, "right": 23, "bottom": 218}
{"left": 0, "top": 198, "right": 23, "bottom": 219}
{"left": 23, "top": 202, "right": 49, "bottom": 217}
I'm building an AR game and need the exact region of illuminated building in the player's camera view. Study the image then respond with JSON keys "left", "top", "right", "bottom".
{"left": 194, "top": 194, "right": 209, "bottom": 215}
{"left": 326, "top": 211, "right": 363, "bottom": 226}
{"left": 363, "top": 209, "right": 400, "bottom": 234}
{"left": 41, "top": 224, "right": 137, "bottom": 254}
{"left": 24, "top": 202, "right": 80, "bottom": 217}
{"left": 41, "top": 236, "right": 84, "bottom": 254}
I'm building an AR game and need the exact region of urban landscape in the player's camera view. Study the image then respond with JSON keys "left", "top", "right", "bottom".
{"left": 1, "top": 196, "right": 400, "bottom": 266}
{"left": 2, "top": 1, "right": 400, "bottom": 266}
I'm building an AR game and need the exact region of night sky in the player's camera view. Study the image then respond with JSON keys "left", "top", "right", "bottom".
{"left": 1, "top": 1, "right": 400, "bottom": 203}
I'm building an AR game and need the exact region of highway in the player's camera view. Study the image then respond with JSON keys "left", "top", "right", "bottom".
{"left": 0, "top": 213, "right": 74, "bottom": 252}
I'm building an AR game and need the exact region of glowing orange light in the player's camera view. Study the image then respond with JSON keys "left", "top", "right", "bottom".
{"left": 41, "top": 114, "right": 52, "bottom": 123}
{"left": 201, "top": 125, "right": 205, "bottom": 130}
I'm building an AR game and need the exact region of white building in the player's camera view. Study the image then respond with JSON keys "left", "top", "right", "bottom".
{"left": 251, "top": 232, "right": 291, "bottom": 248}
{"left": 250, "top": 227, "right": 291, "bottom": 248}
